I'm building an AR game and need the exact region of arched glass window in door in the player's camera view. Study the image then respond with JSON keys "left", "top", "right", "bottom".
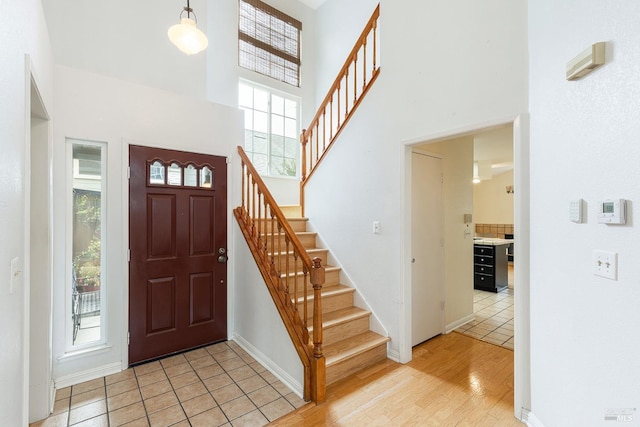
{"left": 200, "top": 166, "right": 213, "bottom": 188}
{"left": 167, "top": 163, "right": 182, "bottom": 186}
{"left": 149, "top": 161, "right": 165, "bottom": 185}
{"left": 184, "top": 164, "right": 198, "bottom": 187}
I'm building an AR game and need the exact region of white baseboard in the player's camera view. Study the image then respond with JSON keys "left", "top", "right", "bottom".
{"left": 387, "top": 347, "right": 400, "bottom": 363}
{"left": 232, "top": 334, "right": 303, "bottom": 398}
{"left": 522, "top": 408, "right": 545, "bottom": 427}
{"left": 54, "top": 362, "right": 122, "bottom": 390}
{"left": 445, "top": 314, "right": 475, "bottom": 334}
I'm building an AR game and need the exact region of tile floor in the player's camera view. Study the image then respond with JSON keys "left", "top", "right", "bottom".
{"left": 30, "top": 341, "right": 306, "bottom": 427}
{"left": 455, "top": 264, "right": 515, "bottom": 350}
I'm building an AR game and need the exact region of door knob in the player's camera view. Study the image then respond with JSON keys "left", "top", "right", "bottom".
{"left": 218, "top": 248, "right": 227, "bottom": 263}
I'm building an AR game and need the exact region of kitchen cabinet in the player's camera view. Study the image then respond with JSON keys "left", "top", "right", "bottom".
{"left": 474, "top": 243, "right": 509, "bottom": 292}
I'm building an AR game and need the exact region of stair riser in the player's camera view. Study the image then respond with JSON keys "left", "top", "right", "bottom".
{"left": 326, "top": 343, "right": 388, "bottom": 385}
{"left": 322, "top": 316, "right": 370, "bottom": 346}
{"left": 254, "top": 218, "right": 308, "bottom": 233}
{"left": 297, "top": 291, "right": 354, "bottom": 315}
{"left": 262, "top": 233, "right": 317, "bottom": 249}
{"left": 269, "top": 250, "right": 328, "bottom": 268}
{"left": 282, "top": 269, "right": 340, "bottom": 293}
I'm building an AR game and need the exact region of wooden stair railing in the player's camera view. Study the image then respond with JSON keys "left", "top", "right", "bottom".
{"left": 233, "top": 146, "right": 326, "bottom": 403}
{"left": 300, "top": 4, "right": 380, "bottom": 215}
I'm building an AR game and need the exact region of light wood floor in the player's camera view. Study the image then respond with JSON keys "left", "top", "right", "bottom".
{"left": 272, "top": 332, "right": 523, "bottom": 426}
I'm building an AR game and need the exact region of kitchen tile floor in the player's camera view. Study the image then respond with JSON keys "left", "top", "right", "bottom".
{"left": 30, "top": 341, "right": 306, "bottom": 427}
{"left": 455, "top": 264, "right": 515, "bottom": 350}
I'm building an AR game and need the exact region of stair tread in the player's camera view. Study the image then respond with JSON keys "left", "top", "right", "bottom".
{"left": 308, "top": 307, "right": 370, "bottom": 331}
{"left": 324, "top": 331, "right": 390, "bottom": 366}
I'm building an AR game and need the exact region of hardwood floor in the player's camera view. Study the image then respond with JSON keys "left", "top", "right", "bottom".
{"left": 272, "top": 332, "right": 523, "bottom": 426}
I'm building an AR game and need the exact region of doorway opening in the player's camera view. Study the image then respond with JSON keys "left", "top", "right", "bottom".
{"left": 28, "top": 72, "right": 53, "bottom": 423}
{"left": 404, "top": 115, "right": 530, "bottom": 420}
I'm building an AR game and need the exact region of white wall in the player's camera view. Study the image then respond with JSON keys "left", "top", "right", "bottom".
{"left": 232, "top": 222, "right": 303, "bottom": 394}
{"left": 529, "top": 1, "right": 640, "bottom": 426}
{"left": 41, "top": 0, "right": 208, "bottom": 99}
{"left": 423, "top": 138, "right": 475, "bottom": 329}
{"left": 0, "top": 0, "right": 54, "bottom": 424}
{"left": 474, "top": 170, "right": 515, "bottom": 224}
{"left": 51, "top": 66, "right": 244, "bottom": 384}
{"left": 307, "top": 0, "right": 527, "bottom": 360}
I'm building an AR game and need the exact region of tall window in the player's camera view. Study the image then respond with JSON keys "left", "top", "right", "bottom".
{"left": 69, "top": 139, "right": 106, "bottom": 349}
{"left": 239, "top": 81, "right": 299, "bottom": 177}
{"left": 238, "top": 0, "right": 302, "bottom": 87}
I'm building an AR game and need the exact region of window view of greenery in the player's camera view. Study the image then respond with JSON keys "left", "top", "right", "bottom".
{"left": 71, "top": 143, "right": 103, "bottom": 346}
{"left": 239, "top": 82, "right": 299, "bottom": 178}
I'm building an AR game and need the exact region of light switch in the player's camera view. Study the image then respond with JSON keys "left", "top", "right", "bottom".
{"left": 373, "top": 221, "right": 381, "bottom": 234}
{"left": 593, "top": 250, "right": 617, "bottom": 280}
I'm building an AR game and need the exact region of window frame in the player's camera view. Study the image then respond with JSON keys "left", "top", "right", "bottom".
{"left": 66, "top": 138, "right": 108, "bottom": 352}
{"left": 238, "top": 0, "right": 302, "bottom": 87}
{"left": 239, "top": 79, "right": 301, "bottom": 179}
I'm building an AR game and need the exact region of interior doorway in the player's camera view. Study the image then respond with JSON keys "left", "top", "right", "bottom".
{"left": 404, "top": 115, "right": 530, "bottom": 420}
{"left": 28, "top": 73, "right": 52, "bottom": 422}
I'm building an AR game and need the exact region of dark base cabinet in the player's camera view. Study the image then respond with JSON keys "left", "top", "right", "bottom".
{"left": 474, "top": 244, "right": 509, "bottom": 292}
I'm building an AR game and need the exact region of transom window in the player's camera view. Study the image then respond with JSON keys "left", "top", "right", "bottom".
{"left": 238, "top": 0, "right": 302, "bottom": 87}
{"left": 239, "top": 81, "right": 299, "bottom": 178}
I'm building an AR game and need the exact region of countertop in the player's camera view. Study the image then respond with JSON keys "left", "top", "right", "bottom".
{"left": 473, "top": 238, "right": 513, "bottom": 246}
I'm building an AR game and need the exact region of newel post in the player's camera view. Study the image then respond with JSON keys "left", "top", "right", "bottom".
{"left": 310, "top": 257, "right": 326, "bottom": 402}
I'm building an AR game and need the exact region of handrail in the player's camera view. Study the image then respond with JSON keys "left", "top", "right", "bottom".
{"left": 300, "top": 4, "right": 381, "bottom": 214}
{"left": 233, "top": 146, "right": 326, "bottom": 403}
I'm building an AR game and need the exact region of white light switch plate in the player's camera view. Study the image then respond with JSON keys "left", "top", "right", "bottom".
{"left": 593, "top": 250, "right": 617, "bottom": 280}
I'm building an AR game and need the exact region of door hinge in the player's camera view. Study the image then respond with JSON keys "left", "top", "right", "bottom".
{"left": 127, "top": 166, "right": 131, "bottom": 179}
{"left": 226, "top": 157, "right": 231, "bottom": 164}
{"left": 441, "top": 301, "right": 445, "bottom": 311}
{"left": 440, "top": 238, "right": 445, "bottom": 248}
{"left": 127, "top": 249, "right": 130, "bottom": 262}
{"left": 441, "top": 172, "right": 444, "bottom": 183}
{"left": 127, "top": 332, "right": 130, "bottom": 345}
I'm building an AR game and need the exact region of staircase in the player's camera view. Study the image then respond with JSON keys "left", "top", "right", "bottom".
{"left": 279, "top": 206, "right": 390, "bottom": 386}
{"left": 234, "top": 4, "right": 383, "bottom": 402}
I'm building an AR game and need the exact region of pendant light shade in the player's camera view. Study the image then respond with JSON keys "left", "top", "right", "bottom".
{"left": 168, "top": 1, "right": 208, "bottom": 55}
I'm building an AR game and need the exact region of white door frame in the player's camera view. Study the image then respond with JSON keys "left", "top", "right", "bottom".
{"left": 401, "top": 114, "right": 530, "bottom": 420}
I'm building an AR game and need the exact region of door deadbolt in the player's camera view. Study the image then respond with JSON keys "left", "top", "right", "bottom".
{"left": 218, "top": 248, "right": 228, "bottom": 263}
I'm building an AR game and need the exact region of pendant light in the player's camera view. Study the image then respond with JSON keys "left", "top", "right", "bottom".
{"left": 168, "top": 0, "right": 208, "bottom": 55}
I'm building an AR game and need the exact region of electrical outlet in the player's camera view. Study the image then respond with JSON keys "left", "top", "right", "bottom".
{"left": 593, "top": 250, "right": 617, "bottom": 280}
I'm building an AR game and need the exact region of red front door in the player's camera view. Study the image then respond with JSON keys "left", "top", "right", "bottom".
{"left": 129, "top": 145, "right": 227, "bottom": 364}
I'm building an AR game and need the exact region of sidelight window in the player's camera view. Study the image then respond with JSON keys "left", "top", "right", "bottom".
{"left": 69, "top": 139, "right": 106, "bottom": 349}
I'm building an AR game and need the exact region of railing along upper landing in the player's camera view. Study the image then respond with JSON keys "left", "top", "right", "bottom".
{"left": 300, "top": 4, "right": 380, "bottom": 213}
{"left": 234, "top": 146, "right": 326, "bottom": 403}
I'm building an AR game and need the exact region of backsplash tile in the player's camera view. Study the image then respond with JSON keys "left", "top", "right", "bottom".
{"left": 475, "top": 223, "right": 514, "bottom": 239}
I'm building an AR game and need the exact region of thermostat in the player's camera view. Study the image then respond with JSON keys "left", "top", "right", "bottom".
{"left": 598, "top": 199, "right": 626, "bottom": 224}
